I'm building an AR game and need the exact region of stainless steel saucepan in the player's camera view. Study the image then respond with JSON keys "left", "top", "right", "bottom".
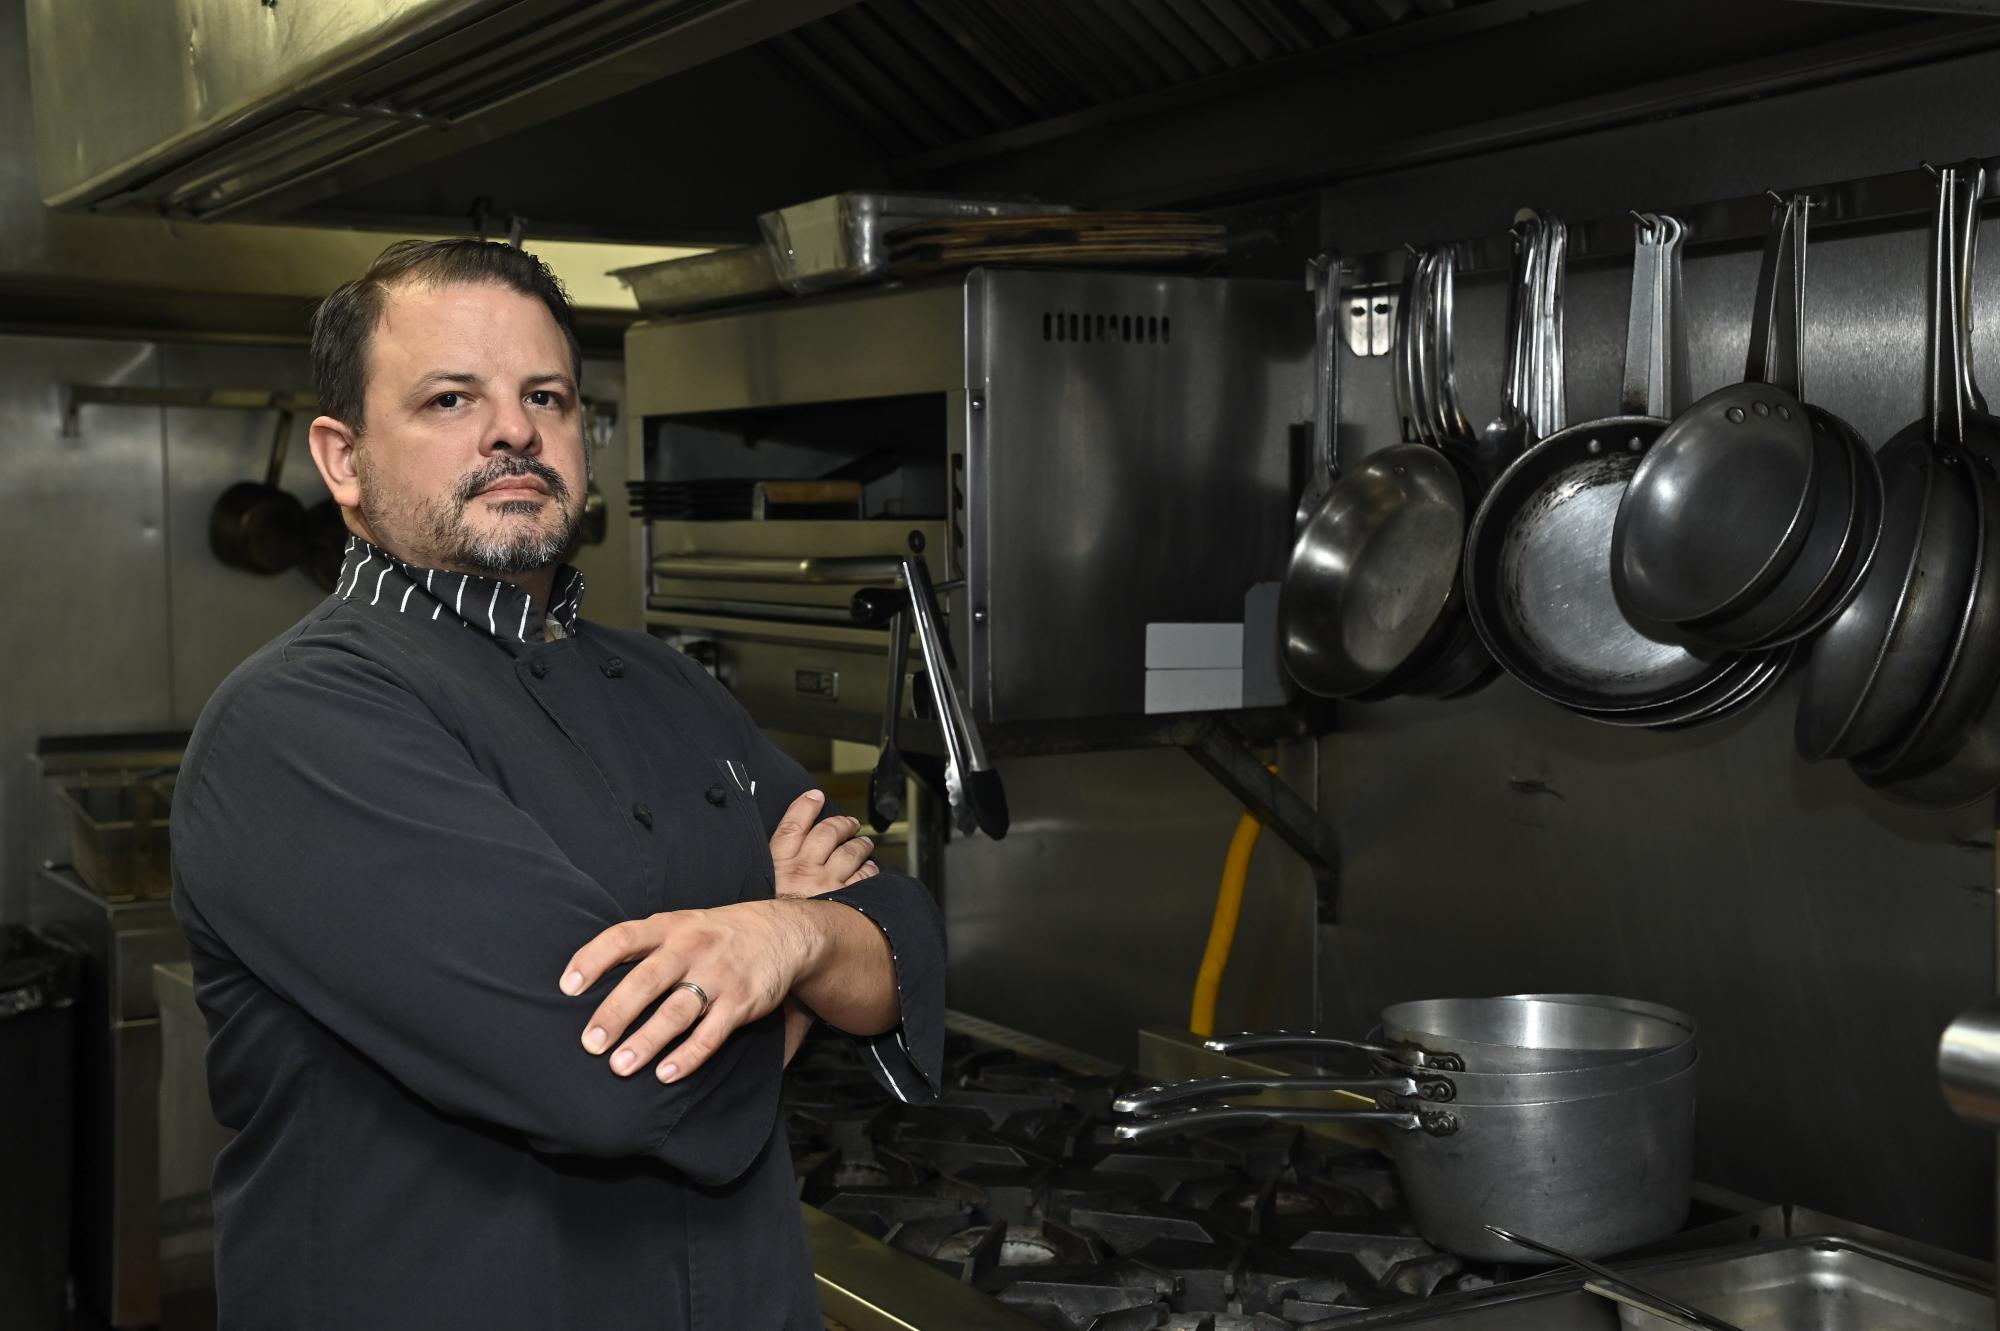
{"left": 1115, "top": 1055, "right": 1698, "bottom": 1263}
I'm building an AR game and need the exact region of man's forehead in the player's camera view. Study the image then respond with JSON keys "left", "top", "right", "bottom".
{"left": 371, "top": 280, "right": 568, "bottom": 374}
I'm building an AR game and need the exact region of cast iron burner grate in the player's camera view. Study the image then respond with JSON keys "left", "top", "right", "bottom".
{"left": 785, "top": 1034, "right": 1521, "bottom": 1329}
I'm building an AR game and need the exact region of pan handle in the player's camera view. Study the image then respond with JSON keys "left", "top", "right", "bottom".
{"left": 1113, "top": 1072, "right": 1455, "bottom": 1115}
{"left": 1301, "top": 252, "right": 1342, "bottom": 522}
{"left": 1112, "top": 1103, "right": 1460, "bottom": 1144}
{"left": 1203, "top": 1029, "right": 1465, "bottom": 1072}
{"left": 1744, "top": 195, "right": 1804, "bottom": 396}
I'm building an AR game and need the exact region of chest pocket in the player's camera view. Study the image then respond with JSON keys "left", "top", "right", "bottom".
{"left": 708, "top": 757, "right": 776, "bottom": 902}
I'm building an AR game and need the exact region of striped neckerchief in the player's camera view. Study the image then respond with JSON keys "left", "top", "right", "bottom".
{"left": 333, "top": 536, "right": 586, "bottom": 648}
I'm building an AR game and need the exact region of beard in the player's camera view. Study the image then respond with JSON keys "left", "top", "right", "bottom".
{"left": 360, "top": 453, "right": 587, "bottom": 577}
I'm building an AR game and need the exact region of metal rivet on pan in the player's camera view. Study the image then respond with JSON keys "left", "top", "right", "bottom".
{"left": 1727, "top": 407, "right": 1746, "bottom": 423}
{"left": 1753, "top": 401, "right": 1771, "bottom": 417}
{"left": 1587, "top": 438, "right": 1602, "bottom": 454}
{"left": 1777, "top": 405, "right": 1792, "bottom": 420}
{"left": 1629, "top": 437, "right": 1644, "bottom": 452}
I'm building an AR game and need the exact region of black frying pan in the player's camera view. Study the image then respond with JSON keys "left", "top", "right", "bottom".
{"left": 1796, "top": 166, "right": 1982, "bottom": 762}
{"left": 1857, "top": 163, "right": 2000, "bottom": 805}
{"left": 210, "top": 409, "right": 306, "bottom": 575}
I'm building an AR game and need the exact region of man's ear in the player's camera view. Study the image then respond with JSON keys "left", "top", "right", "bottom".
{"left": 308, "top": 416, "right": 363, "bottom": 510}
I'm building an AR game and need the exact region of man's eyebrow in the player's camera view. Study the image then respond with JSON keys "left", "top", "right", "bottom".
{"left": 406, "top": 371, "right": 482, "bottom": 404}
{"left": 522, "top": 372, "right": 578, "bottom": 394}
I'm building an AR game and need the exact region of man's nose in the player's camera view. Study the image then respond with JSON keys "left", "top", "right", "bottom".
{"left": 482, "top": 398, "right": 540, "bottom": 455}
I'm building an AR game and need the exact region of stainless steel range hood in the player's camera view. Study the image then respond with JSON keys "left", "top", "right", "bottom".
{"left": 25, "top": 0, "right": 852, "bottom": 221}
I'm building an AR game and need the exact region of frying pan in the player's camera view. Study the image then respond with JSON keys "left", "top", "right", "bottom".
{"left": 1613, "top": 200, "right": 1821, "bottom": 626}
{"left": 1858, "top": 163, "right": 2000, "bottom": 805}
{"left": 210, "top": 408, "right": 306, "bottom": 575}
{"left": 1658, "top": 198, "right": 1884, "bottom": 652}
{"left": 1797, "top": 167, "right": 1983, "bottom": 762}
{"left": 1465, "top": 216, "right": 1769, "bottom": 718}
{"left": 1380, "top": 244, "right": 1504, "bottom": 700}
{"left": 1278, "top": 252, "right": 1471, "bottom": 698}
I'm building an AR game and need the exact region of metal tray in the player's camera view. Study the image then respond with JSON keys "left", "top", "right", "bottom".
{"left": 758, "top": 191, "right": 1066, "bottom": 294}
{"left": 611, "top": 245, "right": 784, "bottom": 317}
{"left": 1301, "top": 1237, "right": 1991, "bottom": 1329}
{"left": 1610, "top": 1238, "right": 1992, "bottom": 1330}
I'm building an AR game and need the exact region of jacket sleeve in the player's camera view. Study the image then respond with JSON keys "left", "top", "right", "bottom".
{"left": 169, "top": 641, "right": 781, "bottom": 1185}
{"left": 664, "top": 649, "right": 947, "bottom": 1102}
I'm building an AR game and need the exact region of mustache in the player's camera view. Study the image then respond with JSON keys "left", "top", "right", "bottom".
{"left": 455, "top": 457, "right": 571, "bottom": 505}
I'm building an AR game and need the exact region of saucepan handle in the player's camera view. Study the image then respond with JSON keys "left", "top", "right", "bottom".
{"left": 1204, "top": 1030, "right": 1465, "bottom": 1072}
{"left": 1112, "top": 1072, "right": 1455, "bottom": 1116}
{"left": 1112, "top": 1103, "right": 1460, "bottom": 1144}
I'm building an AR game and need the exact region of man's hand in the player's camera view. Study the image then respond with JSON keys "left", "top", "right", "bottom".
{"left": 554, "top": 789, "right": 894, "bottom": 1085}
{"left": 560, "top": 898, "right": 897, "bottom": 1085}
{"left": 771, "top": 789, "right": 879, "bottom": 897}
{"left": 560, "top": 898, "right": 815, "bottom": 1083}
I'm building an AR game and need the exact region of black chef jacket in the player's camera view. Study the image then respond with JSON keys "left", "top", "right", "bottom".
{"left": 170, "top": 537, "right": 944, "bottom": 1331}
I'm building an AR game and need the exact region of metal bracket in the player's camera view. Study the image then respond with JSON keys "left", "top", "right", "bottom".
{"left": 61, "top": 385, "right": 318, "bottom": 438}
{"left": 1182, "top": 719, "right": 1342, "bottom": 920}
{"left": 1339, "top": 282, "right": 1398, "bottom": 357}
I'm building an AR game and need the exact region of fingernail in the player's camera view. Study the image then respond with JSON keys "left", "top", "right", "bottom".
{"left": 658, "top": 1062, "right": 680, "bottom": 1082}
{"left": 561, "top": 971, "right": 583, "bottom": 995}
{"left": 806, "top": 789, "right": 824, "bottom": 803}
{"left": 584, "top": 1027, "right": 607, "bottom": 1054}
{"left": 612, "top": 1048, "right": 636, "bottom": 1074}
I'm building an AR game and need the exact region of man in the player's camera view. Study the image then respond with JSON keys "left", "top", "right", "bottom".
{"left": 169, "top": 239, "right": 944, "bottom": 1330}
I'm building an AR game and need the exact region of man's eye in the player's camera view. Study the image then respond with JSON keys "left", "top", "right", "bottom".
{"left": 528, "top": 390, "right": 563, "bottom": 408}
{"left": 432, "top": 392, "right": 465, "bottom": 410}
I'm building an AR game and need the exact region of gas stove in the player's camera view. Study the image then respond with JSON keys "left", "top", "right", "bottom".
{"left": 787, "top": 1024, "right": 1530, "bottom": 1330}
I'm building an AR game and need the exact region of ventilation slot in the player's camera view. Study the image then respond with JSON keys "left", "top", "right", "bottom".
{"left": 1041, "top": 310, "right": 1172, "bottom": 346}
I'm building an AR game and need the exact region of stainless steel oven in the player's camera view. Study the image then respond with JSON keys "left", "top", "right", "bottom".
{"left": 625, "top": 268, "right": 1315, "bottom": 765}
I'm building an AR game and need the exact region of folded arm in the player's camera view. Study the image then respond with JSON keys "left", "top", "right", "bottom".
{"left": 170, "top": 645, "right": 781, "bottom": 1185}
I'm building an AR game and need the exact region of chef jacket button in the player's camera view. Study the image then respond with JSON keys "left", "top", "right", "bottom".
{"left": 632, "top": 803, "right": 655, "bottom": 829}
{"left": 704, "top": 785, "right": 728, "bottom": 806}
{"left": 530, "top": 661, "right": 550, "bottom": 679}
{"left": 601, "top": 657, "right": 625, "bottom": 678}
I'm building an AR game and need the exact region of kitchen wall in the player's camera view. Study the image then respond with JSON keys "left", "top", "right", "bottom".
{"left": 944, "top": 41, "right": 2000, "bottom": 1256}
{"left": 0, "top": 338, "right": 633, "bottom": 924}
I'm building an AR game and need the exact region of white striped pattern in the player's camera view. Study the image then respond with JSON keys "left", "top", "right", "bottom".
{"left": 330, "top": 539, "right": 587, "bottom": 644}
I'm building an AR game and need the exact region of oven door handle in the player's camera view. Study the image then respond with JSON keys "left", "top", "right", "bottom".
{"left": 651, "top": 554, "right": 907, "bottom": 586}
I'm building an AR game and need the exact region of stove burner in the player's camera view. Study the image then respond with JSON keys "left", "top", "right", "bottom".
{"left": 935, "top": 1223, "right": 1063, "bottom": 1267}
{"left": 788, "top": 1030, "right": 1552, "bottom": 1329}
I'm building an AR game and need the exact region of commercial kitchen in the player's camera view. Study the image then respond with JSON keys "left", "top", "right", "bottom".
{"left": 7, "top": 1, "right": 2000, "bottom": 1328}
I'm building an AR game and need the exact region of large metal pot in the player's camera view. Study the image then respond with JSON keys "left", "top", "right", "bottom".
{"left": 1115, "top": 1056, "right": 1698, "bottom": 1264}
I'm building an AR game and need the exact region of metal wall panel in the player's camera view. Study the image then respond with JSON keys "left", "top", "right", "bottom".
{"left": 1, "top": 336, "right": 170, "bottom": 922}
{"left": 159, "top": 344, "right": 331, "bottom": 723}
{"left": 944, "top": 745, "right": 1317, "bottom": 1062}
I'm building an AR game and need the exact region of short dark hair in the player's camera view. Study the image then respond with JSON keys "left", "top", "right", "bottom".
{"left": 309, "top": 239, "right": 583, "bottom": 434}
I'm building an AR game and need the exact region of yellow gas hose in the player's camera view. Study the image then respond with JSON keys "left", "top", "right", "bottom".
{"left": 1190, "top": 771, "right": 1274, "bottom": 1038}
